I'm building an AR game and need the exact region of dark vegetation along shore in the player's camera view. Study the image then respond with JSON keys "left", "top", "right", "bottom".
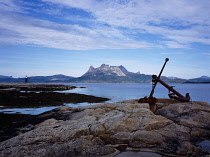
{"left": 0, "top": 83, "right": 110, "bottom": 142}
{"left": 1, "top": 83, "right": 210, "bottom": 156}
{"left": 0, "top": 83, "right": 110, "bottom": 108}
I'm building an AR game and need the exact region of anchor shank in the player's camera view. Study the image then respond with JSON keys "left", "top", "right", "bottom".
{"left": 149, "top": 58, "right": 169, "bottom": 98}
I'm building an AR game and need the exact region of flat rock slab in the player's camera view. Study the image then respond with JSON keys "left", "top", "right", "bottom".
{"left": 1, "top": 100, "right": 210, "bottom": 156}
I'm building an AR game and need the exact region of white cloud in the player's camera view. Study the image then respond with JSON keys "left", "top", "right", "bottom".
{"left": 161, "top": 41, "right": 188, "bottom": 49}
{"left": 202, "top": 53, "right": 210, "bottom": 56}
{"left": 0, "top": 0, "right": 23, "bottom": 13}
{"left": 1, "top": 0, "right": 210, "bottom": 50}
{"left": 0, "top": 12, "right": 153, "bottom": 50}
{"left": 42, "top": 0, "right": 210, "bottom": 45}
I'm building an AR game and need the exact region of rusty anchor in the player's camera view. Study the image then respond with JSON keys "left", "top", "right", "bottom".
{"left": 149, "top": 58, "right": 190, "bottom": 102}
{"left": 139, "top": 58, "right": 190, "bottom": 109}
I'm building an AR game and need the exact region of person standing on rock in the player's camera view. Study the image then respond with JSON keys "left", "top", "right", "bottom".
{"left": 25, "top": 75, "right": 28, "bottom": 83}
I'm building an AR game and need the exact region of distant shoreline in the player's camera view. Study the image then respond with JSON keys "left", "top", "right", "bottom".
{"left": 184, "top": 82, "right": 210, "bottom": 84}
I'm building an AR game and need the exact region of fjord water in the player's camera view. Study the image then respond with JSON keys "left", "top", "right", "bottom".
{"left": 65, "top": 83, "right": 210, "bottom": 103}
{"left": 1, "top": 83, "right": 210, "bottom": 115}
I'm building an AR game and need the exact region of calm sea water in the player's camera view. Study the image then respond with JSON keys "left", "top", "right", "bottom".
{"left": 1, "top": 83, "right": 210, "bottom": 115}
{"left": 66, "top": 83, "right": 210, "bottom": 103}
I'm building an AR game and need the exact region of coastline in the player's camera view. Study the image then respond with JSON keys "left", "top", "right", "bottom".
{"left": 1, "top": 83, "right": 210, "bottom": 156}
{"left": 1, "top": 98, "right": 210, "bottom": 156}
{"left": 0, "top": 83, "right": 110, "bottom": 142}
{"left": 0, "top": 83, "right": 110, "bottom": 108}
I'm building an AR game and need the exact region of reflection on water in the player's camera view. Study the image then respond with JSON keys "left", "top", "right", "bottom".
{"left": 114, "top": 151, "right": 162, "bottom": 157}
{"left": 0, "top": 106, "right": 61, "bottom": 115}
{"left": 64, "top": 102, "right": 99, "bottom": 107}
{"left": 197, "top": 140, "right": 210, "bottom": 152}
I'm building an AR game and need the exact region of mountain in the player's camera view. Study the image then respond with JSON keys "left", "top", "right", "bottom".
{"left": 69, "top": 64, "right": 148, "bottom": 83}
{"left": 0, "top": 75, "right": 13, "bottom": 78}
{"left": 185, "top": 76, "right": 210, "bottom": 83}
{"left": 1, "top": 65, "right": 208, "bottom": 83}
{"left": 82, "top": 64, "right": 126, "bottom": 77}
{"left": 0, "top": 74, "right": 75, "bottom": 83}
{"left": 200, "top": 76, "right": 210, "bottom": 79}
{"left": 28, "top": 74, "right": 75, "bottom": 82}
{"left": 168, "top": 76, "right": 179, "bottom": 79}
{"left": 70, "top": 64, "right": 186, "bottom": 83}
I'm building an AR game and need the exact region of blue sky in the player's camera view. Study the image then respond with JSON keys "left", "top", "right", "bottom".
{"left": 0, "top": 0, "right": 210, "bottom": 79}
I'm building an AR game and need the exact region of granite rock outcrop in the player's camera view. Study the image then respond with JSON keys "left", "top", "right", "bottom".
{"left": 1, "top": 99, "right": 210, "bottom": 156}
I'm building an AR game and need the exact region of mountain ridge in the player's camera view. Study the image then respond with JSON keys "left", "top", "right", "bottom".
{"left": 70, "top": 64, "right": 185, "bottom": 83}
{"left": 83, "top": 64, "right": 127, "bottom": 77}
{"left": 0, "top": 64, "right": 209, "bottom": 83}
{"left": 0, "top": 74, "right": 75, "bottom": 83}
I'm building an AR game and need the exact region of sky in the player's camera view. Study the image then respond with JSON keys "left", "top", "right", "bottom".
{"left": 0, "top": 0, "right": 210, "bottom": 79}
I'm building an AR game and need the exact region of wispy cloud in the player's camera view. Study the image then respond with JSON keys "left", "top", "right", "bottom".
{"left": 0, "top": 1, "right": 156, "bottom": 50}
{"left": 0, "top": 0, "right": 24, "bottom": 13}
{"left": 202, "top": 53, "right": 210, "bottom": 56}
{"left": 1, "top": 0, "right": 210, "bottom": 50}
{"left": 44, "top": 0, "right": 210, "bottom": 45}
{"left": 0, "top": 12, "right": 153, "bottom": 50}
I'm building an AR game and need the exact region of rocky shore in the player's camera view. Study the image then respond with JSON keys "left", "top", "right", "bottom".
{"left": 1, "top": 99, "right": 210, "bottom": 156}
{"left": 0, "top": 83, "right": 110, "bottom": 108}
{"left": 0, "top": 91, "right": 110, "bottom": 108}
{"left": 0, "top": 83, "right": 77, "bottom": 91}
{"left": 0, "top": 83, "right": 110, "bottom": 142}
